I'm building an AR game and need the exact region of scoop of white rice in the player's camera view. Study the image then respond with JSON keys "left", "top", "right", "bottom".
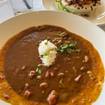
{"left": 38, "top": 40, "right": 57, "bottom": 67}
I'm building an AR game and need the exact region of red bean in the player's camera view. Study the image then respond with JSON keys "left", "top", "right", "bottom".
{"left": 74, "top": 75, "right": 82, "bottom": 82}
{"left": 25, "top": 83, "right": 29, "bottom": 89}
{"left": 45, "top": 71, "right": 55, "bottom": 78}
{"left": 0, "top": 75, "right": 5, "bottom": 80}
{"left": 21, "top": 65, "right": 26, "bottom": 70}
{"left": 3, "top": 93, "right": 10, "bottom": 100}
{"left": 37, "top": 75, "right": 42, "bottom": 80}
{"left": 24, "top": 90, "right": 31, "bottom": 97}
{"left": 57, "top": 73, "right": 64, "bottom": 77}
{"left": 28, "top": 70, "right": 36, "bottom": 78}
{"left": 47, "top": 90, "right": 58, "bottom": 105}
{"left": 40, "top": 82, "right": 48, "bottom": 88}
{"left": 45, "top": 71, "right": 50, "bottom": 78}
{"left": 50, "top": 72, "right": 54, "bottom": 77}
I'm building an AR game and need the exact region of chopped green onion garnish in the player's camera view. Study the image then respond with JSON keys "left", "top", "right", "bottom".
{"left": 36, "top": 65, "right": 42, "bottom": 75}
{"left": 57, "top": 41, "right": 80, "bottom": 54}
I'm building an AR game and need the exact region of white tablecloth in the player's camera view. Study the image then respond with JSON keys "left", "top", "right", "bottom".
{"left": 0, "top": 0, "right": 45, "bottom": 23}
{"left": 0, "top": 0, "right": 14, "bottom": 23}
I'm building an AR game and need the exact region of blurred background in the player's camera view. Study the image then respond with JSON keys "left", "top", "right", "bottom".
{"left": 0, "top": 0, "right": 44, "bottom": 23}
{"left": 0, "top": 0, "right": 105, "bottom": 30}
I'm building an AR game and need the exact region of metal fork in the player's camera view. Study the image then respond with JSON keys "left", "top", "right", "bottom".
{"left": 23, "top": 0, "right": 32, "bottom": 9}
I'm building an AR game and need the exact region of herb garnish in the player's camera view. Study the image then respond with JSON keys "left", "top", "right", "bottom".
{"left": 57, "top": 41, "right": 80, "bottom": 54}
{"left": 36, "top": 65, "right": 42, "bottom": 75}
{"left": 40, "top": 53, "right": 48, "bottom": 58}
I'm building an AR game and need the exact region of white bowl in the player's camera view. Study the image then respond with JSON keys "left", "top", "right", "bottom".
{"left": 0, "top": 11, "right": 105, "bottom": 105}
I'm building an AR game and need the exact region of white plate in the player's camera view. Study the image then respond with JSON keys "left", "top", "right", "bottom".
{"left": 43, "top": 0, "right": 105, "bottom": 25}
{"left": 0, "top": 11, "right": 105, "bottom": 105}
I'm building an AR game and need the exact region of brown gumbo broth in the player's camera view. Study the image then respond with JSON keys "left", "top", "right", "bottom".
{"left": 0, "top": 25, "right": 104, "bottom": 105}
